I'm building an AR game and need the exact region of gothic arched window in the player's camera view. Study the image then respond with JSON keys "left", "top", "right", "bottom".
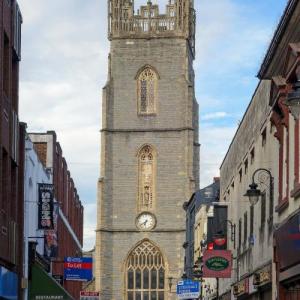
{"left": 138, "top": 145, "right": 155, "bottom": 211}
{"left": 137, "top": 67, "right": 158, "bottom": 115}
{"left": 126, "top": 240, "right": 165, "bottom": 300}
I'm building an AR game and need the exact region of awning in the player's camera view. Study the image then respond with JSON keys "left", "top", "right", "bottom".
{"left": 29, "top": 263, "right": 74, "bottom": 300}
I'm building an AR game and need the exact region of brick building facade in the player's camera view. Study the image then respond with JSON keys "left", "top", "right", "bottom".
{"left": 29, "top": 131, "right": 84, "bottom": 299}
{"left": 0, "top": 0, "right": 24, "bottom": 298}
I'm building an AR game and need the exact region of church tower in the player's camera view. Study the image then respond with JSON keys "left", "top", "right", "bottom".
{"left": 95, "top": 1, "right": 199, "bottom": 299}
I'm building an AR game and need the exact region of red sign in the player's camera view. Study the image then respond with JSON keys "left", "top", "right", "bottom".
{"left": 80, "top": 291, "right": 100, "bottom": 300}
{"left": 202, "top": 250, "right": 232, "bottom": 278}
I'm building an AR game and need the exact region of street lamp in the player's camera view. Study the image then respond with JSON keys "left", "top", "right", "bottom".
{"left": 285, "top": 65, "right": 300, "bottom": 119}
{"left": 244, "top": 168, "right": 274, "bottom": 206}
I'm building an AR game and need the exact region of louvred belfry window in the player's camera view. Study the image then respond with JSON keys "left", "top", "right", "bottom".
{"left": 138, "top": 145, "right": 155, "bottom": 211}
{"left": 126, "top": 240, "right": 165, "bottom": 300}
{"left": 138, "top": 67, "right": 158, "bottom": 114}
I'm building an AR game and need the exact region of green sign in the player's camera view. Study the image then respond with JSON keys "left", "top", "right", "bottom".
{"left": 205, "top": 256, "right": 229, "bottom": 271}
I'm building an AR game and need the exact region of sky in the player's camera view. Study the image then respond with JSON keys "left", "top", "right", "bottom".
{"left": 17, "top": 0, "right": 288, "bottom": 250}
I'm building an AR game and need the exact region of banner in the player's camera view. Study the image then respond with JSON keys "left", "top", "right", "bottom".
{"left": 203, "top": 250, "right": 232, "bottom": 278}
{"left": 38, "top": 183, "right": 54, "bottom": 230}
{"left": 44, "top": 203, "right": 59, "bottom": 259}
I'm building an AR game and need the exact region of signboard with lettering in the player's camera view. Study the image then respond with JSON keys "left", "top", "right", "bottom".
{"left": 64, "top": 257, "right": 93, "bottom": 282}
{"left": 202, "top": 250, "right": 232, "bottom": 278}
{"left": 176, "top": 280, "right": 200, "bottom": 299}
{"left": 80, "top": 291, "right": 100, "bottom": 300}
{"left": 233, "top": 278, "right": 249, "bottom": 297}
{"left": 38, "top": 184, "right": 54, "bottom": 230}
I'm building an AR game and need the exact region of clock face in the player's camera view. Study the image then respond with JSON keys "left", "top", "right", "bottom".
{"left": 136, "top": 213, "right": 156, "bottom": 230}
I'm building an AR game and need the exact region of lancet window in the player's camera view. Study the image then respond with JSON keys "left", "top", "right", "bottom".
{"left": 126, "top": 240, "right": 165, "bottom": 300}
{"left": 138, "top": 145, "right": 155, "bottom": 211}
{"left": 137, "top": 67, "right": 158, "bottom": 115}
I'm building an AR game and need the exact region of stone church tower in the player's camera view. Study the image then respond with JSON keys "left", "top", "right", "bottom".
{"left": 95, "top": 1, "right": 199, "bottom": 299}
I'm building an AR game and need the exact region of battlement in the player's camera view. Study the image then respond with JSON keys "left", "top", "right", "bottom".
{"left": 108, "top": 0, "right": 195, "bottom": 55}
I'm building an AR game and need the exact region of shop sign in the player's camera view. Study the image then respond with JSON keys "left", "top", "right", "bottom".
{"left": 52, "top": 275, "right": 64, "bottom": 286}
{"left": 35, "top": 296, "right": 64, "bottom": 299}
{"left": 253, "top": 269, "right": 271, "bottom": 287}
{"left": 64, "top": 257, "right": 93, "bottom": 282}
{"left": 38, "top": 183, "right": 54, "bottom": 230}
{"left": 233, "top": 278, "right": 249, "bottom": 297}
{"left": 203, "top": 250, "right": 232, "bottom": 278}
{"left": 44, "top": 203, "right": 59, "bottom": 259}
{"left": 80, "top": 291, "right": 100, "bottom": 300}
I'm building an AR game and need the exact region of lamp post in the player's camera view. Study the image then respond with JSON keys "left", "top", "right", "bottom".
{"left": 244, "top": 168, "right": 274, "bottom": 206}
{"left": 285, "top": 65, "right": 300, "bottom": 119}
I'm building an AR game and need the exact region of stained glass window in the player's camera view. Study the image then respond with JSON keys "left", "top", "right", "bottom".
{"left": 138, "top": 67, "right": 157, "bottom": 114}
{"left": 126, "top": 241, "right": 165, "bottom": 300}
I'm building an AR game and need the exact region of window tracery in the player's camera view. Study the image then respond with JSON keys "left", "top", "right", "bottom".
{"left": 138, "top": 67, "right": 158, "bottom": 114}
{"left": 126, "top": 240, "right": 165, "bottom": 300}
{"left": 138, "top": 145, "right": 155, "bottom": 211}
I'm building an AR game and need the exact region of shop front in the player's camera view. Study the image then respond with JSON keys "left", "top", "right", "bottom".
{"left": 0, "top": 266, "right": 18, "bottom": 300}
{"left": 232, "top": 264, "right": 272, "bottom": 300}
{"left": 29, "top": 263, "right": 74, "bottom": 300}
{"left": 275, "top": 209, "right": 300, "bottom": 300}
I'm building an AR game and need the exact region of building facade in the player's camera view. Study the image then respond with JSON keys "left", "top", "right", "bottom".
{"left": 95, "top": 1, "right": 199, "bottom": 299}
{"left": 0, "top": 0, "right": 23, "bottom": 299}
{"left": 257, "top": 1, "right": 300, "bottom": 299}
{"left": 28, "top": 131, "right": 84, "bottom": 299}
{"left": 183, "top": 178, "right": 220, "bottom": 299}
{"left": 218, "top": 1, "right": 300, "bottom": 299}
{"left": 218, "top": 80, "right": 276, "bottom": 300}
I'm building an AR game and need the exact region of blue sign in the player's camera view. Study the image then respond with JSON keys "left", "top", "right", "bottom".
{"left": 176, "top": 280, "right": 200, "bottom": 299}
{"left": 0, "top": 266, "right": 18, "bottom": 300}
{"left": 64, "top": 257, "right": 93, "bottom": 282}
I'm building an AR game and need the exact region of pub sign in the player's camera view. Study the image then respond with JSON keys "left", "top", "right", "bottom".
{"left": 38, "top": 183, "right": 54, "bottom": 230}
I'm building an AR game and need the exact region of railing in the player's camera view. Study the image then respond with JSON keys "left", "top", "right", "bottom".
{"left": 113, "top": 16, "right": 177, "bottom": 34}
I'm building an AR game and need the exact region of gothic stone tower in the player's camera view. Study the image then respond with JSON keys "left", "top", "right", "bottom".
{"left": 95, "top": 1, "right": 199, "bottom": 299}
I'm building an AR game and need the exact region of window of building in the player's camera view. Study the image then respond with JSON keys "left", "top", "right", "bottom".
{"left": 243, "top": 212, "right": 248, "bottom": 246}
{"left": 3, "top": 33, "right": 10, "bottom": 96}
{"left": 250, "top": 206, "right": 254, "bottom": 236}
{"left": 238, "top": 219, "right": 242, "bottom": 253}
{"left": 239, "top": 169, "right": 242, "bottom": 183}
{"left": 137, "top": 67, "right": 158, "bottom": 115}
{"left": 250, "top": 148, "right": 255, "bottom": 165}
{"left": 138, "top": 145, "right": 155, "bottom": 211}
{"left": 126, "top": 240, "right": 165, "bottom": 300}
{"left": 244, "top": 159, "right": 248, "bottom": 175}
{"left": 261, "top": 192, "right": 266, "bottom": 227}
{"left": 262, "top": 128, "right": 267, "bottom": 147}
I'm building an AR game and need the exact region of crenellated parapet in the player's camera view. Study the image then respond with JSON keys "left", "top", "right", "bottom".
{"left": 108, "top": 0, "right": 195, "bottom": 56}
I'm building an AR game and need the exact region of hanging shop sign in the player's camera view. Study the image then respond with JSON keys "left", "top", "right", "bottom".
{"left": 44, "top": 203, "right": 59, "bottom": 259}
{"left": 233, "top": 278, "right": 249, "bottom": 297}
{"left": 64, "top": 257, "right": 93, "bottom": 282}
{"left": 80, "top": 291, "right": 100, "bottom": 300}
{"left": 203, "top": 250, "right": 232, "bottom": 278}
{"left": 38, "top": 183, "right": 54, "bottom": 230}
{"left": 253, "top": 266, "right": 271, "bottom": 287}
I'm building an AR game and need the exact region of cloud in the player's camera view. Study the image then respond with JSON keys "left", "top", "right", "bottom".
{"left": 200, "top": 125, "right": 237, "bottom": 188}
{"left": 83, "top": 203, "right": 97, "bottom": 251}
{"left": 202, "top": 112, "right": 229, "bottom": 121}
